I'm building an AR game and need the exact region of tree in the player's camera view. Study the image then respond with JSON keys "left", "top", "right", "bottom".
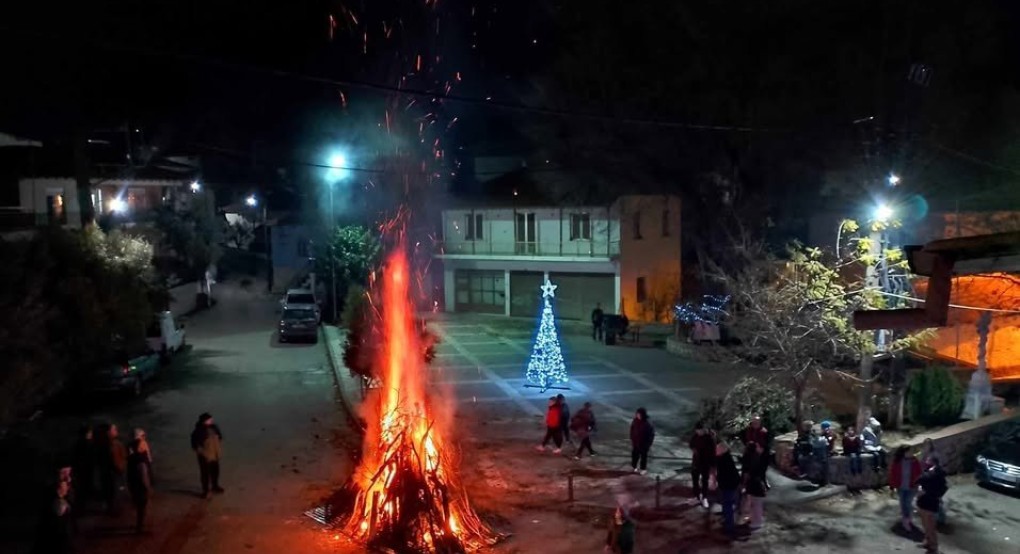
{"left": 153, "top": 191, "right": 221, "bottom": 281}
{"left": 709, "top": 232, "right": 930, "bottom": 424}
{"left": 524, "top": 280, "right": 569, "bottom": 391}
{"left": 316, "top": 225, "right": 381, "bottom": 320}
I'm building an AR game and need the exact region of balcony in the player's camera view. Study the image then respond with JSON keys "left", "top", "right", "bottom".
{"left": 439, "top": 238, "right": 620, "bottom": 259}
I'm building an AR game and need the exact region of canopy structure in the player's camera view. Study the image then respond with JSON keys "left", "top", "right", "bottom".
{"left": 853, "top": 231, "right": 1020, "bottom": 331}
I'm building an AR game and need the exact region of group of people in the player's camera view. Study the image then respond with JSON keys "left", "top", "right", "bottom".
{"left": 537, "top": 396, "right": 656, "bottom": 475}
{"left": 34, "top": 412, "right": 226, "bottom": 553}
{"left": 793, "top": 417, "right": 888, "bottom": 485}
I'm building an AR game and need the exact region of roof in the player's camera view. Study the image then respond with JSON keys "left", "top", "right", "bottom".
{"left": 907, "top": 231, "right": 1020, "bottom": 275}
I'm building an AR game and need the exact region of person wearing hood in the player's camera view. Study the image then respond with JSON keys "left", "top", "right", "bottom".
{"left": 190, "top": 413, "right": 224, "bottom": 498}
{"left": 604, "top": 503, "right": 636, "bottom": 554}
{"left": 629, "top": 408, "right": 655, "bottom": 475}
{"left": 862, "top": 417, "right": 887, "bottom": 471}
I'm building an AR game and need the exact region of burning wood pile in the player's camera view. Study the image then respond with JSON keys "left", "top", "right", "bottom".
{"left": 322, "top": 242, "right": 498, "bottom": 553}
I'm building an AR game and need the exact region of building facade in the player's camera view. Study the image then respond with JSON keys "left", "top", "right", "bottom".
{"left": 436, "top": 195, "right": 681, "bottom": 321}
{"left": 17, "top": 176, "right": 190, "bottom": 227}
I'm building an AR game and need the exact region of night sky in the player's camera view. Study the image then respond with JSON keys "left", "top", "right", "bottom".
{"left": 2, "top": 1, "right": 1019, "bottom": 233}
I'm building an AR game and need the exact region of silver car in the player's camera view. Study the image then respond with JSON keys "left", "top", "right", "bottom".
{"left": 281, "top": 288, "right": 321, "bottom": 323}
{"left": 279, "top": 307, "right": 319, "bottom": 343}
{"left": 976, "top": 444, "right": 1020, "bottom": 490}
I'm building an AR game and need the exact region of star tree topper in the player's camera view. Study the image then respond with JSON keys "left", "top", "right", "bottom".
{"left": 541, "top": 279, "right": 557, "bottom": 299}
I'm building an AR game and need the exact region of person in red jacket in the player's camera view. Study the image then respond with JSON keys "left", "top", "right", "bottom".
{"left": 537, "top": 397, "right": 564, "bottom": 454}
{"left": 888, "top": 445, "right": 923, "bottom": 531}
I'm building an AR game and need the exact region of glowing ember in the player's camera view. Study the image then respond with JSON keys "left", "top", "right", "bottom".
{"left": 342, "top": 240, "right": 495, "bottom": 552}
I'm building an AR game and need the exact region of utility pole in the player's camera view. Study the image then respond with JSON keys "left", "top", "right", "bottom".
{"left": 330, "top": 184, "right": 338, "bottom": 323}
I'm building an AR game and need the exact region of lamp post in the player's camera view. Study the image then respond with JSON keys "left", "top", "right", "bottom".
{"left": 857, "top": 201, "right": 895, "bottom": 430}
{"left": 326, "top": 152, "right": 348, "bottom": 323}
{"left": 246, "top": 195, "right": 268, "bottom": 283}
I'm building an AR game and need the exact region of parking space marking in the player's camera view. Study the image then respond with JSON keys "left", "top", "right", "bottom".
{"left": 590, "top": 357, "right": 697, "bottom": 408}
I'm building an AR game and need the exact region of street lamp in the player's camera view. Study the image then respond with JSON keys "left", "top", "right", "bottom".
{"left": 109, "top": 197, "right": 127, "bottom": 214}
{"left": 874, "top": 203, "right": 894, "bottom": 223}
{"left": 325, "top": 150, "right": 349, "bottom": 323}
{"left": 190, "top": 181, "right": 201, "bottom": 193}
{"left": 887, "top": 173, "right": 901, "bottom": 186}
{"left": 245, "top": 195, "right": 258, "bottom": 207}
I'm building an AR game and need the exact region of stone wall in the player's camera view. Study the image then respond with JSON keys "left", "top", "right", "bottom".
{"left": 773, "top": 411, "right": 1019, "bottom": 488}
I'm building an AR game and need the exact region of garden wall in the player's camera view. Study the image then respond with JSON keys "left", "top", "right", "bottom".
{"left": 773, "top": 411, "right": 1019, "bottom": 488}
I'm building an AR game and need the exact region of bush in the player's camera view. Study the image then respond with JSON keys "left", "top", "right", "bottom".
{"left": 907, "top": 366, "right": 963, "bottom": 427}
{"left": 687, "top": 376, "right": 795, "bottom": 437}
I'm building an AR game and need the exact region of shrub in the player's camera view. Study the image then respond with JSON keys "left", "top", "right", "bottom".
{"left": 687, "top": 376, "right": 795, "bottom": 437}
{"left": 907, "top": 366, "right": 963, "bottom": 427}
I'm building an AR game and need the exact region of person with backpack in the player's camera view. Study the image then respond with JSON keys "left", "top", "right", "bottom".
{"left": 629, "top": 408, "right": 655, "bottom": 474}
{"left": 916, "top": 457, "right": 949, "bottom": 554}
{"left": 571, "top": 402, "right": 597, "bottom": 459}
{"left": 537, "top": 397, "right": 563, "bottom": 454}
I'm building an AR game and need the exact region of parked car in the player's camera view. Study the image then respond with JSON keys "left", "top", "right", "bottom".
{"left": 281, "top": 288, "right": 321, "bottom": 323}
{"left": 976, "top": 437, "right": 1020, "bottom": 490}
{"left": 279, "top": 307, "right": 319, "bottom": 343}
{"left": 147, "top": 311, "right": 186, "bottom": 361}
{"left": 89, "top": 352, "right": 161, "bottom": 396}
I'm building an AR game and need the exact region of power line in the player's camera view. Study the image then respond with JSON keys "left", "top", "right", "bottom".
{"left": 0, "top": 25, "right": 776, "bottom": 134}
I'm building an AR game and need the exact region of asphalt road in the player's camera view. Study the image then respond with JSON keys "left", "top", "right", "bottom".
{"left": 1, "top": 280, "right": 352, "bottom": 554}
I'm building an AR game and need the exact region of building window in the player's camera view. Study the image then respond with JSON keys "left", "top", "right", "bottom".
{"left": 455, "top": 270, "right": 504, "bottom": 307}
{"left": 662, "top": 209, "right": 670, "bottom": 237}
{"left": 515, "top": 212, "right": 536, "bottom": 253}
{"left": 465, "top": 213, "right": 483, "bottom": 240}
{"left": 569, "top": 213, "right": 591, "bottom": 240}
{"left": 636, "top": 277, "right": 647, "bottom": 303}
{"left": 633, "top": 211, "right": 643, "bottom": 239}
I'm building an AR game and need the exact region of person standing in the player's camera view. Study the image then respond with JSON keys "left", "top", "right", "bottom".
{"left": 916, "top": 458, "right": 949, "bottom": 554}
{"left": 591, "top": 303, "right": 605, "bottom": 342}
{"left": 126, "top": 438, "right": 152, "bottom": 533}
{"left": 97, "top": 423, "right": 127, "bottom": 514}
{"left": 842, "top": 425, "right": 863, "bottom": 477}
{"left": 629, "top": 408, "right": 655, "bottom": 475}
{"left": 743, "top": 442, "right": 768, "bottom": 532}
{"left": 537, "top": 397, "right": 563, "bottom": 454}
{"left": 604, "top": 504, "right": 635, "bottom": 554}
{"left": 715, "top": 440, "right": 741, "bottom": 540}
{"left": 743, "top": 416, "right": 770, "bottom": 489}
{"left": 191, "top": 413, "right": 225, "bottom": 498}
{"left": 557, "top": 394, "right": 572, "bottom": 444}
{"left": 33, "top": 480, "right": 74, "bottom": 554}
{"left": 918, "top": 438, "right": 947, "bottom": 525}
{"left": 888, "top": 445, "right": 922, "bottom": 532}
{"left": 71, "top": 424, "right": 96, "bottom": 512}
{"left": 689, "top": 421, "right": 716, "bottom": 509}
{"left": 810, "top": 428, "right": 831, "bottom": 485}
{"left": 571, "top": 402, "right": 597, "bottom": 459}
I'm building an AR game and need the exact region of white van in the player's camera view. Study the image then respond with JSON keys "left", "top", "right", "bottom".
{"left": 146, "top": 311, "right": 186, "bottom": 360}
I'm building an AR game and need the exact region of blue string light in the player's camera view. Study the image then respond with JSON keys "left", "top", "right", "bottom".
{"left": 525, "top": 280, "right": 569, "bottom": 390}
{"left": 673, "top": 295, "right": 731, "bottom": 324}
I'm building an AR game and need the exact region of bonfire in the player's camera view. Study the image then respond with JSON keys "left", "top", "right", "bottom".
{"left": 339, "top": 241, "right": 497, "bottom": 553}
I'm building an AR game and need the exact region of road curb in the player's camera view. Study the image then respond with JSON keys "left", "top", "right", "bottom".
{"left": 321, "top": 325, "right": 364, "bottom": 432}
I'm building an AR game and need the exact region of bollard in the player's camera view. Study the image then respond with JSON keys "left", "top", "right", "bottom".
{"left": 568, "top": 473, "right": 574, "bottom": 502}
{"left": 655, "top": 475, "right": 661, "bottom": 509}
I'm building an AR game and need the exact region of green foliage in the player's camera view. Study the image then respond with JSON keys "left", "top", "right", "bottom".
{"left": 0, "top": 227, "right": 158, "bottom": 424}
{"left": 688, "top": 376, "right": 794, "bottom": 437}
{"left": 154, "top": 192, "right": 221, "bottom": 280}
{"left": 907, "top": 366, "right": 964, "bottom": 427}
{"left": 341, "top": 284, "right": 438, "bottom": 381}
{"left": 316, "top": 225, "right": 380, "bottom": 318}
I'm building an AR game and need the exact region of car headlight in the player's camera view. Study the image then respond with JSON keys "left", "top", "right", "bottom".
{"left": 976, "top": 455, "right": 987, "bottom": 465}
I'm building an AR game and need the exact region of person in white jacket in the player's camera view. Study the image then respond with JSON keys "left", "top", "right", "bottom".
{"left": 862, "top": 417, "right": 887, "bottom": 471}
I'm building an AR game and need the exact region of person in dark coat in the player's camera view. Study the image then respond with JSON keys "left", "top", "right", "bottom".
{"left": 742, "top": 415, "right": 771, "bottom": 490}
{"left": 556, "top": 394, "right": 572, "bottom": 444}
{"left": 126, "top": 439, "right": 153, "bottom": 533}
{"left": 191, "top": 413, "right": 225, "bottom": 498}
{"left": 33, "top": 480, "right": 74, "bottom": 554}
{"left": 591, "top": 303, "right": 605, "bottom": 342}
{"left": 537, "top": 397, "right": 564, "bottom": 453}
{"left": 916, "top": 460, "right": 948, "bottom": 554}
{"left": 629, "top": 408, "right": 655, "bottom": 474}
{"left": 689, "top": 421, "right": 716, "bottom": 508}
{"left": 70, "top": 424, "right": 95, "bottom": 512}
{"left": 714, "top": 440, "right": 742, "bottom": 540}
{"left": 571, "top": 402, "right": 597, "bottom": 459}
{"left": 741, "top": 442, "right": 768, "bottom": 531}
{"left": 604, "top": 504, "right": 635, "bottom": 554}
{"left": 96, "top": 423, "right": 127, "bottom": 514}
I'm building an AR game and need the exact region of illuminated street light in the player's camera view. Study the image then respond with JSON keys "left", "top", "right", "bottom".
{"left": 190, "top": 181, "right": 201, "bottom": 193}
{"left": 874, "top": 203, "right": 894, "bottom": 222}
{"left": 109, "top": 198, "right": 127, "bottom": 214}
{"left": 245, "top": 195, "right": 257, "bottom": 207}
{"left": 327, "top": 152, "right": 348, "bottom": 181}
{"left": 888, "top": 173, "right": 901, "bottom": 186}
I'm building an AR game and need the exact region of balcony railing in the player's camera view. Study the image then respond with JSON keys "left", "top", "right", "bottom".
{"left": 440, "top": 239, "right": 620, "bottom": 258}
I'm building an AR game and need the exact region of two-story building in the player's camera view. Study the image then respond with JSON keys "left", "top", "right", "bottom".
{"left": 436, "top": 194, "right": 681, "bottom": 322}
{"left": 16, "top": 176, "right": 192, "bottom": 228}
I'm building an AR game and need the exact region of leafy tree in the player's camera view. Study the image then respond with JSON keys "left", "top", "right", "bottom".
{"left": 708, "top": 232, "right": 931, "bottom": 424}
{"left": 907, "top": 366, "right": 963, "bottom": 427}
{"left": 153, "top": 191, "right": 221, "bottom": 281}
{"left": 316, "top": 225, "right": 381, "bottom": 320}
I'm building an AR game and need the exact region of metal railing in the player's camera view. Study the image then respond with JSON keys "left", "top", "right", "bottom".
{"left": 440, "top": 239, "right": 621, "bottom": 258}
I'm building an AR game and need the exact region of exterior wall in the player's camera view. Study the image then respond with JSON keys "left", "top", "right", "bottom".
{"left": 615, "top": 195, "right": 682, "bottom": 322}
{"left": 17, "top": 177, "right": 188, "bottom": 227}
{"left": 441, "top": 206, "right": 619, "bottom": 258}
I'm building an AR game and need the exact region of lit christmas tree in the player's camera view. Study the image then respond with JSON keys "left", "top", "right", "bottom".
{"left": 524, "top": 279, "right": 569, "bottom": 391}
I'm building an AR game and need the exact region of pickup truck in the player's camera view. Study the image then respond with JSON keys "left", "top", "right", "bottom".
{"left": 89, "top": 352, "right": 161, "bottom": 396}
{"left": 147, "top": 311, "right": 186, "bottom": 361}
